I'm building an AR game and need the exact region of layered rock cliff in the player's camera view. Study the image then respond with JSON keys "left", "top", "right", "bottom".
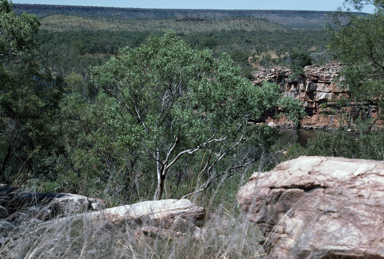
{"left": 253, "top": 62, "right": 382, "bottom": 130}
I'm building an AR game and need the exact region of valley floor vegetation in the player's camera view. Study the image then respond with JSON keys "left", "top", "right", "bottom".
{"left": 1, "top": 0, "right": 384, "bottom": 257}
{"left": 1, "top": 0, "right": 384, "bottom": 206}
{"left": 1, "top": 0, "right": 309, "bottom": 204}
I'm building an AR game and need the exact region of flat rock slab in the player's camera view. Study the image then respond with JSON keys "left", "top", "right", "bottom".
{"left": 46, "top": 199, "right": 205, "bottom": 234}
{"left": 237, "top": 156, "right": 384, "bottom": 258}
{"left": 88, "top": 199, "right": 204, "bottom": 229}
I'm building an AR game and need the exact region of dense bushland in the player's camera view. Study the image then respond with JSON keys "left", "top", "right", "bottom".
{"left": 2, "top": 0, "right": 384, "bottom": 202}
{"left": 13, "top": 4, "right": 347, "bottom": 27}
{"left": 1, "top": 0, "right": 384, "bottom": 258}
{"left": 1, "top": 0, "right": 307, "bottom": 203}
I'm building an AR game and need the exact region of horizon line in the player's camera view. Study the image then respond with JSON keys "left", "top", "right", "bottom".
{"left": 13, "top": 3, "right": 367, "bottom": 14}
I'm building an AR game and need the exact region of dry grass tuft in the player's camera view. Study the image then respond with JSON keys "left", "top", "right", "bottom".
{"left": 0, "top": 199, "right": 265, "bottom": 259}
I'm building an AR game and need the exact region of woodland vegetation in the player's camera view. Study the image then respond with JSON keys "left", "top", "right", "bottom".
{"left": 1, "top": 0, "right": 384, "bottom": 206}
{"left": 2, "top": 1, "right": 384, "bottom": 258}
{"left": 12, "top": 4, "right": 348, "bottom": 27}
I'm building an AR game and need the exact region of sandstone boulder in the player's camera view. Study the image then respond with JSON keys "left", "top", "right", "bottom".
{"left": 87, "top": 199, "right": 204, "bottom": 229}
{"left": 0, "top": 186, "right": 105, "bottom": 220}
{"left": 237, "top": 156, "right": 384, "bottom": 258}
{"left": 44, "top": 199, "right": 204, "bottom": 240}
{"left": 0, "top": 184, "right": 203, "bottom": 240}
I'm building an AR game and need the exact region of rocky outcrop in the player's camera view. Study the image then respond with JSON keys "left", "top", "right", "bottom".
{"left": 86, "top": 199, "right": 205, "bottom": 230}
{"left": 38, "top": 199, "right": 205, "bottom": 241}
{"left": 0, "top": 186, "right": 105, "bottom": 221}
{"left": 0, "top": 185, "right": 204, "bottom": 241}
{"left": 237, "top": 156, "right": 384, "bottom": 258}
{"left": 253, "top": 63, "right": 382, "bottom": 130}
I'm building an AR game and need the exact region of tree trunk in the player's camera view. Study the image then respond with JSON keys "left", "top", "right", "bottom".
{"left": 154, "top": 146, "right": 164, "bottom": 200}
{"left": 0, "top": 145, "right": 13, "bottom": 183}
{"left": 154, "top": 173, "right": 165, "bottom": 200}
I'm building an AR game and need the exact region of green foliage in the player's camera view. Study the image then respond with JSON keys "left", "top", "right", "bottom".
{"left": 288, "top": 51, "right": 312, "bottom": 79}
{"left": 33, "top": 22, "right": 329, "bottom": 81}
{"left": 305, "top": 131, "right": 359, "bottom": 158}
{"left": 259, "top": 53, "right": 274, "bottom": 68}
{"left": 38, "top": 15, "right": 283, "bottom": 33}
{"left": 309, "top": 51, "right": 330, "bottom": 65}
{"left": 4, "top": 0, "right": 384, "bottom": 213}
{"left": 2, "top": 1, "right": 306, "bottom": 199}
{"left": 272, "top": 129, "right": 384, "bottom": 162}
{"left": 307, "top": 130, "right": 384, "bottom": 160}
{"left": 343, "top": 0, "right": 384, "bottom": 10}
{"left": 0, "top": 0, "right": 40, "bottom": 61}
{"left": 327, "top": 11, "right": 384, "bottom": 85}
{"left": 0, "top": 0, "right": 65, "bottom": 185}
{"left": 89, "top": 32, "right": 304, "bottom": 200}
{"left": 0, "top": 62, "right": 65, "bottom": 183}
{"left": 229, "top": 48, "right": 249, "bottom": 65}
{"left": 289, "top": 51, "right": 312, "bottom": 67}
{"left": 277, "top": 96, "right": 308, "bottom": 125}
{"left": 11, "top": 4, "right": 338, "bottom": 28}
{"left": 327, "top": 0, "right": 384, "bottom": 121}
{"left": 36, "top": 28, "right": 328, "bottom": 60}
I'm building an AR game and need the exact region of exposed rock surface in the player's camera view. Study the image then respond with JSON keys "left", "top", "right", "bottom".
{"left": 0, "top": 186, "right": 105, "bottom": 221}
{"left": 32, "top": 199, "right": 205, "bottom": 241}
{"left": 253, "top": 63, "right": 382, "bottom": 130}
{"left": 237, "top": 156, "right": 384, "bottom": 258}
{"left": 0, "top": 185, "right": 204, "bottom": 240}
{"left": 75, "top": 199, "right": 204, "bottom": 235}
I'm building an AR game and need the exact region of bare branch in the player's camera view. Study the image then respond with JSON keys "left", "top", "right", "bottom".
{"left": 180, "top": 134, "right": 246, "bottom": 199}
{"left": 164, "top": 132, "right": 180, "bottom": 165}
{"left": 165, "top": 135, "right": 227, "bottom": 173}
{"left": 180, "top": 161, "right": 253, "bottom": 200}
{"left": 205, "top": 134, "right": 244, "bottom": 173}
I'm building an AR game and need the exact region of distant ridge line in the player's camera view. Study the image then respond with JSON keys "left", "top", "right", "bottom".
{"left": 12, "top": 3, "right": 366, "bottom": 27}
{"left": 13, "top": 3, "right": 341, "bottom": 13}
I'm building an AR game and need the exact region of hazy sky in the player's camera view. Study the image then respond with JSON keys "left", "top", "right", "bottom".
{"left": 12, "top": 0, "right": 376, "bottom": 13}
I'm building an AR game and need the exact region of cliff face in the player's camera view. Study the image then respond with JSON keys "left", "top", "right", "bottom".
{"left": 253, "top": 62, "right": 381, "bottom": 130}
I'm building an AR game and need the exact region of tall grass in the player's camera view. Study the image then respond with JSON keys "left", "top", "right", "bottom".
{"left": 0, "top": 166, "right": 268, "bottom": 259}
{"left": 0, "top": 196, "right": 265, "bottom": 258}
{"left": 5, "top": 130, "right": 378, "bottom": 258}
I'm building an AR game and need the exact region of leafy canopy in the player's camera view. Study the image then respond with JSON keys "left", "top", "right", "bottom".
{"left": 0, "top": 0, "right": 64, "bottom": 183}
{"left": 322, "top": 0, "right": 384, "bottom": 131}
{"left": 91, "top": 31, "right": 304, "bottom": 199}
{"left": 0, "top": 0, "right": 40, "bottom": 61}
{"left": 327, "top": 0, "right": 384, "bottom": 117}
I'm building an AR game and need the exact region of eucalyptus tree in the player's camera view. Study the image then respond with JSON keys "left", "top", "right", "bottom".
{"left": 91, "top": 32, "right": 304, "bottom": 200}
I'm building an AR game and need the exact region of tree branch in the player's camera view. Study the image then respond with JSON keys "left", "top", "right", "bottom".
{"left": 165, "top": 135, "right": 227, "bottom": 173}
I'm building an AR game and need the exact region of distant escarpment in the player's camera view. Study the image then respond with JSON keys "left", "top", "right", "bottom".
{"left": 253, "top": 63, "right": 383, "bottom": 130}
